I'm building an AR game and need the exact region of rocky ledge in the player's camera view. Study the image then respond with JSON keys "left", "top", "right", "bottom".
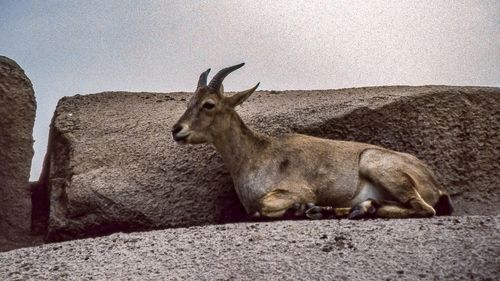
{"left": 1, "top": 216, "right": 498, "bottom": 280}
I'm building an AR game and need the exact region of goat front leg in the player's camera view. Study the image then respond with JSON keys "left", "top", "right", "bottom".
{"left": 254, "top": 200, "right": 348, "bottom": 220}
{"left": 258, "top": 190, "right": 301, "bottom": 218}
{"left": 258, "top": 184, "right": 316, "bottom": 219}
{"left": 301, "top": 203, "right": 335, "bottom": 220}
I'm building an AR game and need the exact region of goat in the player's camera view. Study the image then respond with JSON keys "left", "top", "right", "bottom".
{"left": 172, "top": 63, "right": 453, "bottom": 219}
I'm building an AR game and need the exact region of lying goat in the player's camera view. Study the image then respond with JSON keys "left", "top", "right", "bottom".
{"left": 172, "top": 63, "right": 453, "bottom": 219}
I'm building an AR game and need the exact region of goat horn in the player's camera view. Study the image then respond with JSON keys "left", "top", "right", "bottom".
{"left": 197, "top": 68, "right": 211, "bottom": 89}
{"left": 208, "top": 63, "right": 245, "bottom": 92}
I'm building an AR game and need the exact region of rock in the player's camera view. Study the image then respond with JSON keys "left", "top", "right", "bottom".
{"left": 37, "top": 86, "right": 500, "bottom": 241}
{"left": 0, "top": 56, "right": 37, "bottom": 251}
{"left": 0, "top": 216, "right": 498, "bottom": 280}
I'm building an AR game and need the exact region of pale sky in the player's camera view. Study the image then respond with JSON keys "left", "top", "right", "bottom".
{"left": 0, "top": 1, "right": 499, "bottom": 180}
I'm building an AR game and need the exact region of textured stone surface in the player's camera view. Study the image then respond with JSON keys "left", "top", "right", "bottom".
{"left": 39, "top": 86, "right": 500, "bottom": 241}
{"left": 1, "top": 216, "right": 498, "bottom": 280}
{"left": 0, "top": 56, "right": 38, "bottom": 251}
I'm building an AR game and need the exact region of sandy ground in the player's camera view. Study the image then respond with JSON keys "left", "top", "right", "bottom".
{"left": 1, "top": 216, "right": 498, "bottom": 280}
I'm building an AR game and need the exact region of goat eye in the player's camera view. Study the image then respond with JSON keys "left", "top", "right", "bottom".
{"left": 202, "top": 102, "right": 215, "bottom": 110}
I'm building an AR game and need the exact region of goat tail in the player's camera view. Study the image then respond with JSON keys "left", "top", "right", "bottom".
{"left": 434, "top": 192, "right": 454, "bottom": 216}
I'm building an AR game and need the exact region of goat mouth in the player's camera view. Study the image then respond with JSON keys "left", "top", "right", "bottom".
{"left": 173, "top": 134, "right": 189, "bottom": 143}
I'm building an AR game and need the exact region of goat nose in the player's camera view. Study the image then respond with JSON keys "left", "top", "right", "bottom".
{"left": 171, "top": 124, "right": 183, "bottom": 136}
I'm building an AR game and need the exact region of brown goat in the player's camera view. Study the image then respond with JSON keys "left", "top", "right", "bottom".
{"left": 172, "top": 63, "right": 453, "bottom": 220}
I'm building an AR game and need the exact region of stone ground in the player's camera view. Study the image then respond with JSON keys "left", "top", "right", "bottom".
{"left": 1, "top": 216, "right": 498, "bottom": 280}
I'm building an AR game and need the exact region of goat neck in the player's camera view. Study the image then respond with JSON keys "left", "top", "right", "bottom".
{"left": 211, "top": 109, "right": 269, "bottom": 177}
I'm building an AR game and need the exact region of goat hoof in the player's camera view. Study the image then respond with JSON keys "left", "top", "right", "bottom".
{"left": 291, "top": 203, "right": 307, "bottom": 217}
{"left": 367, "top": 205, "right": 377, "bottom": 214}
{"left": 347, "top": 208, "right": 365, "bottom": 220}
{"left": 305, "top": 206, "right": 323, "bottom": 220}
{"left": 306, "top": 203, "right": 316, "bottom": 209}
{"left": 348, "top": 199, "right": 379, "bottom": 219}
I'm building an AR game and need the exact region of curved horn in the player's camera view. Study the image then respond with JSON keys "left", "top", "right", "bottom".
{"left": 208, "top": 63, "right": 245, "bottom": 92}
{"left": 197, "top": 68, "right": 211, "bottom": 89}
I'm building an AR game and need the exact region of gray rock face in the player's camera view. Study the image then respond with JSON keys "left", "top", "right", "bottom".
{"left": 0, "top": 216, "right": 498, "bottom": 280}
{"left": 0, "top": 56, "right": 37, "bottom": 251}
{"left": 39, "top": 86, "right": 500, "bottom": 241}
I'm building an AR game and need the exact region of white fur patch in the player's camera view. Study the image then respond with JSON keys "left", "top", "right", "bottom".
{"left": 352, "top": 181, "right": 386, "bottom": 205}
{"left": 175, "top": 124, "right": 191, "bottom": 138}
{"left": 236, "top": 168, "right": 276, "bottom": 212}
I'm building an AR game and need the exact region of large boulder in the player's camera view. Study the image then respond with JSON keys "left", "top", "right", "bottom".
{"left": 0, "top": 56, "right": 37, "bottom": 251}
{"left": 37, "top": 86, "right": 500, "bottom": 241}
{"left": 0, "top": 216, "right": 498, "bottom": 280}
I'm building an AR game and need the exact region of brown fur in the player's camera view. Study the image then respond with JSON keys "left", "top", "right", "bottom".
{"left": 172, "top": 65, "right": 453, "bottom": 219}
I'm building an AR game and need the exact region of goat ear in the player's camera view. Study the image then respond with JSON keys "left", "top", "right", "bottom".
{"left": 226, "top": 83, "right": 260, "bottom": 107}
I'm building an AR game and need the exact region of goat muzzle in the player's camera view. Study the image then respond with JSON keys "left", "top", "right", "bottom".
{"left": 172, "top": 124, "right": 189, "bottom": 142}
